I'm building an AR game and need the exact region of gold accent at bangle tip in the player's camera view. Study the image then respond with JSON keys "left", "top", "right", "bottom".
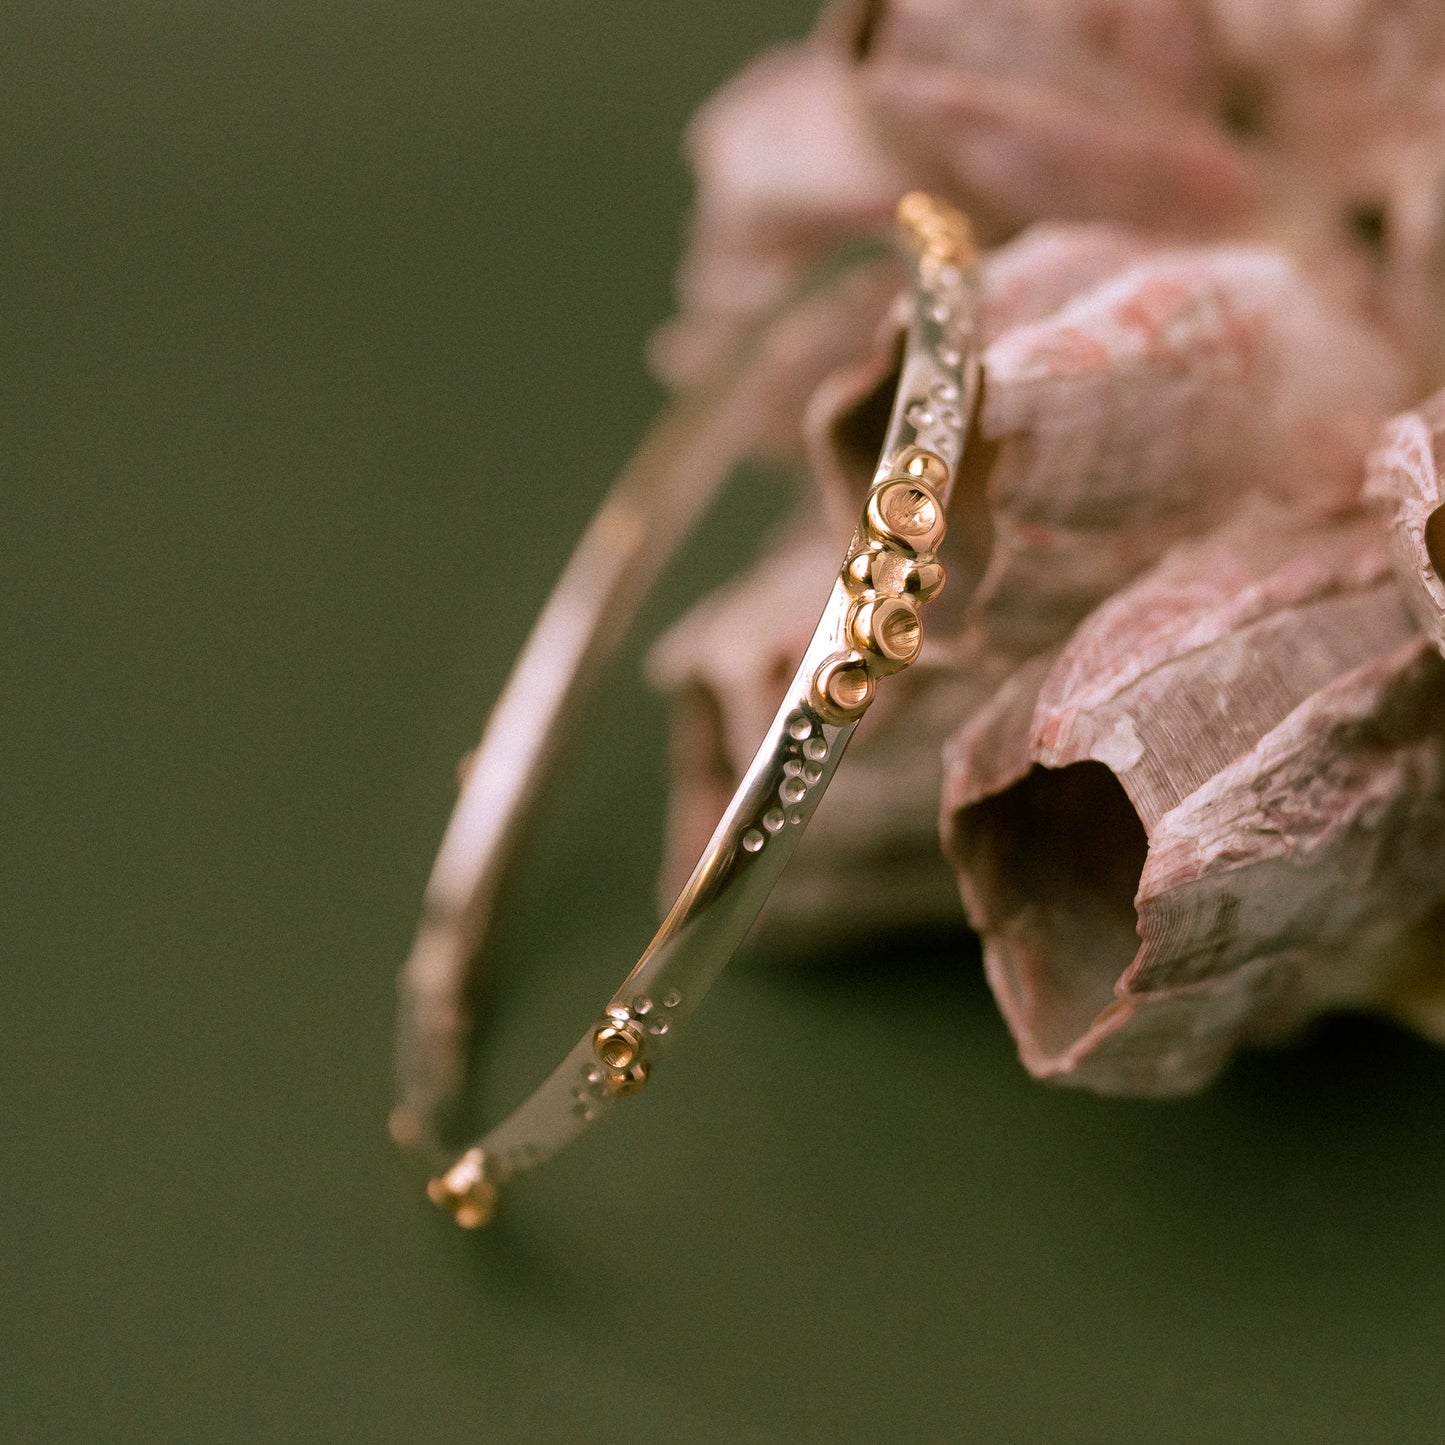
{"left": 896, "top": 191, "right": 977, "bottom": 268}
{"left": 427, "top": 1148, "right": 500, "bottom": 1229}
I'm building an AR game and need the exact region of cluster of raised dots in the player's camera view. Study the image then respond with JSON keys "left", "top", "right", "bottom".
{"left": 572, "top": 1088, "right": 601, "bottom": 1121}
{"left": 783, "top": 756, "right": 824, "bottom": 787}
{"left": 498, "top": 1142, "right": 542, "bottom": 1173}
{"left": 573, "top": 1060, "right": 608, "bottom": 1118}
{"left": 631, "top": 990, "right": 679, "bottom": 1036}
{"left": 929, "top": 375, "right": 963, "bottom": 429}
{"left": 741, "top": 716, "right": 830, "bottom": 858}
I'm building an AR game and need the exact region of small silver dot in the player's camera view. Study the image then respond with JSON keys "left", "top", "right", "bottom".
{"left": 763, "top": 807, "right": 786, "bottom": 834}
{"left": 929, "top": 303, "right": 950, "bottom": 324}
{"left": 787, "top": 714, "right": 813, "bottom": 741}
{"left": 802, "top": 761, "right": 823, "bottom": 785}
{"left": 938, "top": 346, "right": 961, "bottom": 366}
{"left": 585, "top": 1066, "right": 603, "bottom": 1084}
{"left": 802, "top": 737, "right": 827, "bottom": 762}
{"left": 786, "top": 806, "right": 805, "bottom": 826}
{"left": 633, "top": 995, "right": 653, "bottom": 1015}
{"left": 646, "top": 1018, "right": 669, "bottom": 1036}
{"left": 934, "top": 381, "right": 958, "bottom": 402}
{"left": 782, "top": 758, "right": 803, "bottom": 777}
{"left": 742, "top": 829, "right": 766, "bottom": 853}
{"left": 780, "top": 777, "right": 806, "bottom": 805}
{"left": 662, "top": 989, "right": 682, "bottom": 1009}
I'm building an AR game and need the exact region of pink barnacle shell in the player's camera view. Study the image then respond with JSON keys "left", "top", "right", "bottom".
{"left": 1366, "top": 387, "right": 1445, "bottom": 655}
{"left": 942, "top": 503, "right": 1445, "bottom": 1095}
{"left": 963, "top": 239, "right": 1404, "bottom": 656}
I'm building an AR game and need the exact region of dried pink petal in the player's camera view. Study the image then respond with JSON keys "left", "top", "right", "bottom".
{"left": 649, "top": 25, "right": 916, "bottom": 394}
{"left": 863, "top": 0, "right": 1250, "bottom": 236}
{"left": 942, "top": 505, "right": 1445, "bottom": 1094}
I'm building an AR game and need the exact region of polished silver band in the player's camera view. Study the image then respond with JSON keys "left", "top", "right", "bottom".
{"left": 391, "top": 194, "right": 980, "bottom": 1226}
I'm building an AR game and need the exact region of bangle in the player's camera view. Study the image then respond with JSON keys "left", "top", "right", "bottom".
{"left": 390, "top": 193, "right": 980, "bottom": 1227}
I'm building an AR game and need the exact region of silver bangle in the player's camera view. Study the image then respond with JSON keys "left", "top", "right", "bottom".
{"left": 390, "top": 193, "right": 981, "bottom": 1226}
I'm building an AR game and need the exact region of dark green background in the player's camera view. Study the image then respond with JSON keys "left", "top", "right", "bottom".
{"left": 7, "top": 4, "right": 1445, "bottom": 1441}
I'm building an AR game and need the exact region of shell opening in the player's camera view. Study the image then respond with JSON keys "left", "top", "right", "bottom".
{"left": 952, "top": 762, "right": 1148, "bottom": 1060}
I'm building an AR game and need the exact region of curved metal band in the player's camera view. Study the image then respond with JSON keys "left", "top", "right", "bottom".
{"left": 392, "top": 194, "right": 981, "bottom": 1226}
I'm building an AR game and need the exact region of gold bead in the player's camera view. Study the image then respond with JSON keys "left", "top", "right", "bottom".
{"left": 427, "top": 1148, "right": 499, "bottom": 1229}
{"left": 895, "top": 192, "right": 976, "bottom": 265}
{"left": 593, "top": 1018, "right": 642, "bottom": 1071}
{"left": 847, "top": 550, "right": 874, "bottom": 587}
{"left": 850, "top": 596, "right": 923, "bottom": 665}
{"left": 812, "top": 654, "right": 875, "bottom": 722}
{"left": 868, "top": 550, "right": 946, "bottom": 602}
{"left": 906, "top": 559, "right": 946, "bottom": 602}
{"left": 605, "top": 1061, "right": 649, "bottom": 1097}
{"left": 866, "top": 550, "right": 906, "bottom": 597}
{"left": 867, "top": 479, "right": 945, "bottom": 554}
{"left": 894, "top": 446, "right": 950, "bottom": 489}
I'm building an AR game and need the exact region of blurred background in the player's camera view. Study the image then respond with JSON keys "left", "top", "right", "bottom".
{"left": 6, "top": 3, "right": 1445, "bottom": 1441}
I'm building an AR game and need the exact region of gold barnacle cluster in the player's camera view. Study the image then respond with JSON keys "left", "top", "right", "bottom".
{"left": 811, "top": 447, "right": 948, "bottom": 724}
{"left": 895, "top": 191, "right": 977, "bottom": 271}
{"left": 592, "top": 1007, "right": 650, "bottom": 1097}
{"left": 426, "top": 1147, "right": 500, "bottom": 1229}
